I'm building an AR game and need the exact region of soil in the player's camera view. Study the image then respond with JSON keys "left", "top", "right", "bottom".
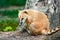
{"left": 0, "top": 30, "right": 60, "bottom": 40}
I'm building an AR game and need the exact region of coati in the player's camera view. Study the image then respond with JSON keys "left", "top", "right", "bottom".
{"left": 18, "top": 9, "right": 60, "bottom": 35}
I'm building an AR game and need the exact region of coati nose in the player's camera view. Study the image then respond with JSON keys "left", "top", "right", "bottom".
{"left": 20, "top": 22, "right": 23, "bottom": 25}
{"left": 21, "top": 17, "right": 24, "bottom": 21}
{"left": 20, "top": 18, "right": 24, "bottom": 25}
{"left": 20, "top": 17, "right": 27, "bottom": 26}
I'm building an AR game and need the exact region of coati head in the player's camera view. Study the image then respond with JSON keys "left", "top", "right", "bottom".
{"left": 18, "top": 9, "right": 33, "bottom": 25}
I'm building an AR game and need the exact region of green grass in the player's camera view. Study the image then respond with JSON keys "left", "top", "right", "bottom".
{"left": 0, "top": 10, "right": 18, "bottom": 18}
{"left": 0, "top": 0, "right": 26, "bottom": 32}
{"left": 0, "top": 0, "right": 26, "bottom": 8}
{"left": 0, "top": 9, "right": 20, "bottom": 32}
{"left": 0, "top": 17, "right": 19, "bottom": 32}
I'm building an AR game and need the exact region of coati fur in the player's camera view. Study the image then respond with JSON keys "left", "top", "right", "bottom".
{"left": 18, "top": 9, "right": 60, "bottom": 35}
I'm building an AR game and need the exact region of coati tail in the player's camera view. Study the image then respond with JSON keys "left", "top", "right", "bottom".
{"left": 47, "top": 26, "right": 60, "bottom": 35}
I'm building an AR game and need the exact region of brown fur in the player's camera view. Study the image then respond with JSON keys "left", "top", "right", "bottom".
{"left": 18, "top": 9, "right": 60, "bottom": 35}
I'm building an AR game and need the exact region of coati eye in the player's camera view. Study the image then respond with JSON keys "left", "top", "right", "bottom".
{"left": 24, "top": 11, "right": 28, "bottom": 14}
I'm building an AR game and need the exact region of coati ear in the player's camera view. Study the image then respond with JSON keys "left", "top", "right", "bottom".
{"left": 18, "top": 10, "right": 21, "bottom": 13}
{"left": 18, "top": 10, "right": 22, "bottom": 13}
{"left": 24, "top": 11, "right": 28, "bottom": 14}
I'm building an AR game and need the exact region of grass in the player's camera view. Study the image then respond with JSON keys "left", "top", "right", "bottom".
{"left": 0, "top": 9, "right": 20, "bottom": 32}
{"left": 0, "top": 17, "right": 19, "bottom": 32}
{"left": 0, "top": 0, "right": 26, "bottom": 32}
{"left": 0, "top": 10, "right": 18, "bottom": 18}
{"left": 0, "top": 0, "right": 26, "bottom": 8}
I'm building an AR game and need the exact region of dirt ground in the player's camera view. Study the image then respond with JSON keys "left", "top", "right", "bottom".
{"left": 0, "top": 30, "right": 60, "bottom": 40}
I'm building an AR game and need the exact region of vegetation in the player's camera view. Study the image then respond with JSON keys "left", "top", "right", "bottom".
{"left": 0, "top": 0, "right": 26, "bottom": 32}
{"left": 0, "top": 7, "right": 22, "bottom": 32}
{"left": 0, "top": 10, "right": 18, "bottom": 18}
{"left": 0, "top": 0, "right": 26, "bottom": 8}
{"left": 0, "top": 17, "right": 19, "bottom": 32}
